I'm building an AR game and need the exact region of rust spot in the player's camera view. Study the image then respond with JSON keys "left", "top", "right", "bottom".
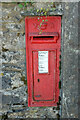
{"left": 17, "top": 33, "right": 20, "bottom": 36}
{"left": 21, "top": 76, "right": 27, "bottom": 85}
{"left": 2, "top": 47, "right": 9, "bottom": 52}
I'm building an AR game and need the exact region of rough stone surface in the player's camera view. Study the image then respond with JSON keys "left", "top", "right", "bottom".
{"left": 0, "top": 2, "right": 79, "bottom": 119}
{"left": 61, "top": 2, "right": 78, "bottom": 118}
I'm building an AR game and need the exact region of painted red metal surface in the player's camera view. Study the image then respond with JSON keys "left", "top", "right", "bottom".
{"left": 25, "top": 16, "right": 61, "bottom": 107}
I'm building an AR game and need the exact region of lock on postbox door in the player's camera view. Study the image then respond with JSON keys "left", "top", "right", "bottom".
{"left": 25, "top": 16, "right": 61, "bottom": 107}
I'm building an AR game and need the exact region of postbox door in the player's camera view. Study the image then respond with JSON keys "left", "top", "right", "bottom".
{"left": 33, "top": 50, "right": 56, "bottom": 101}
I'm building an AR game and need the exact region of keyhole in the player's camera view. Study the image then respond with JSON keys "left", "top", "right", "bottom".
{"left": 37, "top": 79, "right": 40, "bottom": 82}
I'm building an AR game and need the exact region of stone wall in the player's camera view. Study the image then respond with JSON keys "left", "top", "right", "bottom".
{"left": 61, "top": 2, "right": 78, "bottom": 118}
{"left": 0, "top": 2, "right": 79, "bottom": 119}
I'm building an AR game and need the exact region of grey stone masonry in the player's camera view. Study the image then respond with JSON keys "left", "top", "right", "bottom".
{"left": 61, "top": 2, "right": 78, "bottom": 118}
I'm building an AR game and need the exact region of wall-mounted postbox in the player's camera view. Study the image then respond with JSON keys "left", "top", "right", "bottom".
{"left": 25, "top": 16, "right": 61, "bottom": 107}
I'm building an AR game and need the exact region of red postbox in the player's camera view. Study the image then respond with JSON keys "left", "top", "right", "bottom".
{"left": 25, "top": 16, "right": 61, "bottom": 107}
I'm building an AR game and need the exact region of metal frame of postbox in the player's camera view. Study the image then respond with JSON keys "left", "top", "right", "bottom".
{"left": 25, "top": 16, "right": 61, "bottom": 107}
